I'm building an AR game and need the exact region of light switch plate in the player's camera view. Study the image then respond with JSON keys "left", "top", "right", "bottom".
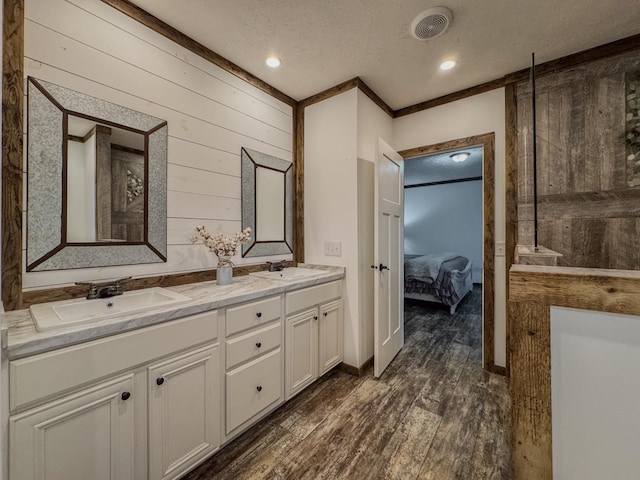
{"left": 495, "top": 241, "right": 505, "bottom": 257}
{"left": 324, "top": 241, "right": 342, "bottom": 257}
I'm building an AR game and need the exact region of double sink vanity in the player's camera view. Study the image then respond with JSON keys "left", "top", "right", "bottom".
{"left": 4, "top": 265, "right": 345, "bottom": 480}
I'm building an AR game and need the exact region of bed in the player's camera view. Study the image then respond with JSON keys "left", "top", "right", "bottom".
{"left": 404, "top": 253, "right": 473, "bottom": 314}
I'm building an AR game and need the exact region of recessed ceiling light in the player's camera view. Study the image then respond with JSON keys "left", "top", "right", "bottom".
{"left": 266, "top": 57, "right": 281, "bottom": 68}
{"left": 440, "top": 60, "right": 456, "bottom": 71}
{"left": 450, "top": 152, "right": 470, "bottom": 163}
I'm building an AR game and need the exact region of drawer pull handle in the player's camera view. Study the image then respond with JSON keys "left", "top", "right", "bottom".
{"left": 256, "top": 342, "right": 262, "bottom": 348}
{"left": 121, "top": 391, "right": 131, "bottom": 401}
{"left": 256, "top": 312, "right": 262, "bottom": 318}
{"left": 156, "top": 377, "right": 165, "bottom": 386}
{"left": 323, "top": 312, "right": 328, "bottom": 317}
{"left": 256, "top": 385, "right": 263, "bottom": 392}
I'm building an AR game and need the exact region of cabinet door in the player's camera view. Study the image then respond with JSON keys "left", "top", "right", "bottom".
{"left": 319, "top": 300, "right": 344, "bottom": 376}
{"left": 10, "top": 374, "right": 135, "bottom": 480}
{"left": 148, "top": 344, "right": 220, "bottom": 480}
{"left": 285, "top": 308, "right": 318, "bottom": 399}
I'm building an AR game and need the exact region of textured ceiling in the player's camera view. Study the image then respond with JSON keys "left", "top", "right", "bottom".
{"left": 130, "top": 0, "right": 640, "bottom": 109}
{"left": 405, "top": 147, "right": 483, "bottom": 185}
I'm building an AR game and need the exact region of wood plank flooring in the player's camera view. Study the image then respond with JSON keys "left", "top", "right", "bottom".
{"left": 184, "top": 287, "right": 513, "bottom": 480}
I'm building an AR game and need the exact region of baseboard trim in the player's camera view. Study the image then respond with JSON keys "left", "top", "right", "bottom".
{"left": 340, "top": 356, "right": 373, "bottom": 377}
{"left": 487, "top": 363, "right": 507, "bottom": 377}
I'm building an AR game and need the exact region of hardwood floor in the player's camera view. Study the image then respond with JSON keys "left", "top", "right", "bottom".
{"left": 184, "top": 287, "right": 513, "bottom": 480}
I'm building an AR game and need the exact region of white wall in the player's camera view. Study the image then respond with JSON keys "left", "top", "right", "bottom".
{"left": 23, "top": 0, "right": 293, "bottom": 291}
{"left": 356, "top": 90, "right": 393, "bottom": 364}
{"left": 551, "top": 306, "right": 640, "bottom": 479}
{"left": 304, "top": 89, "right": 359, "bottom": 366}
{"left": 405, "top": 180, "right": 483, "bottom": 283}
{"left": 393, "top": 88, "right": 507, "bottom": 367}
{"left": 304, "top": 89, "right": 392, "bottom": 368}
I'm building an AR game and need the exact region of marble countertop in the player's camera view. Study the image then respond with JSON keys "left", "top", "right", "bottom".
{"left": 3, "top": 264, "right": 345, "bottom": 360}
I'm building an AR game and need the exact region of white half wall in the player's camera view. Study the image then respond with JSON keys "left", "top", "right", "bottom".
{"left": 393, "top": 88, "right": 507, "bottom": 367}
{"left": 551, "top": 306, "right": 640, "bottom": 479}
{"left": 405, "top": 180, "right": 483, "bottom": 283}
{"left": 23, "top": 0, "right": 293, "bottom": 291}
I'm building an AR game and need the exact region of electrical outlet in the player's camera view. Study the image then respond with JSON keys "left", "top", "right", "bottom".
{"left": 324, "top": 241, "right": 342, "bottom": 257}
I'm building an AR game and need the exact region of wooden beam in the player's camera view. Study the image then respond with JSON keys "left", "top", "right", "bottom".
{"left": 293, "top": 102, "right": 304, "bottom": 264}
{"left": 298, "top": 77, "right": 360, "bottom": 109}
{"left": 100, "top": 0, "right": 296, "bottom": 107}
{"left": 354, "top": 78, "right": 394, "bottom": 118}
{"left": 2, "top": 0, "right": 24, "bottom": 311}
{"left": 504, "top": 81, "right": 518, "bottom": 378}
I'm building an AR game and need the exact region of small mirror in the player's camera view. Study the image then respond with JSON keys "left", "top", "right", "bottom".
{"left": 27, "top": 77, "right": 168, "bottom": 271}
{"left": 241, "top": 148, "right": 293, "bottom": 257}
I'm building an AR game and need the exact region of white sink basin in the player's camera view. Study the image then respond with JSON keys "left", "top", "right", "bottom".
{"left": 30, "top": 287, "right": 192, "bottom": 332}
{"left": 250, "top": 267, "right": 325, "bottom": 282}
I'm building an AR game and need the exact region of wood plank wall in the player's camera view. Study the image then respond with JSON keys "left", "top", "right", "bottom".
{"left": 21, "top": 0, "right": 294, "bottom": 292}
{"left": 516, "top": 49, "right": 640, "bottom": 269}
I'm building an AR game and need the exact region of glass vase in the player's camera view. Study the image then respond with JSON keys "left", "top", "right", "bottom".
{"left": 216, "top": 255, "right": 233, "bottom": 286}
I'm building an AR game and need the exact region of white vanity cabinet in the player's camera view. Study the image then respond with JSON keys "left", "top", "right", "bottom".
{"left": 148, "top": 344, "right": 219, "bottom": 480}
{"left": 224, "top": 295, "right": 284, "bottom": 437}
{"left": 9, "top": 310, "right": 220, "bottom": 480}
{"left": 285, "top": 281, "right": 343, "bottom": 399}
{"left": 10, "top": 374, "right": 136, "bottom": 480}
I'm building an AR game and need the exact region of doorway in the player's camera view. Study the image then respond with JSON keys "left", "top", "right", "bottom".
{"left": 398, "top": 133, "right": 497, "bottom": 373}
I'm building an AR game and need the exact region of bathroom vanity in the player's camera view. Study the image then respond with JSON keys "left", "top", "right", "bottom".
{"left": 3, "top": 266, "right": 344, "bottom": 480}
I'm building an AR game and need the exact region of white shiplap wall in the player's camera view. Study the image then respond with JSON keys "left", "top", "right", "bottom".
{"left": 22, "top": 0, "right": 294, "bottom": 291}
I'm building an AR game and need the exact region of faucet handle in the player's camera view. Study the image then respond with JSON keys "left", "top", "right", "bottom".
{"left": 75, "top": 282, "right": 98, "bottom": 299}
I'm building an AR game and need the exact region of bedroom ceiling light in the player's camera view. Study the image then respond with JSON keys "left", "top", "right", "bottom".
{"left": 450, "top": 152, "right": 470, "bottom": 163}
{"left": 439, "top": 60, "right": 456, "bottom": 71}
{"left": 266, "top": 56, "right": 281, "bottom": 68}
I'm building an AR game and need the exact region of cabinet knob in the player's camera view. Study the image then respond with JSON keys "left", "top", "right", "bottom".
{"left": 121, "top": 391, "right": 131, "bottom": 401}
{"left": 256, "top": 342, "right": 262, "bottom": 348}
{"left": 256, "top": 385, "right": 263, "bottom": 392}
{"left": 323, "top": 312, "right": 328, "bottom": 317}
{"left": 313, "top": 316, "right": 318, "bottom": 320}
{"left": 156, "top": 377, "right": 165, "bottom": 386}
{"left": 256, "top": 312, "right": 262, "bottom": 318}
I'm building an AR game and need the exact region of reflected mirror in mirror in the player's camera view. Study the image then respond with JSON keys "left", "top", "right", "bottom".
{"left": 27, "top": 77, "right": 168, "bottom": 271}
{"left": 66, "top": 116, "right": 146, "bottom": 243}
{"left": 241, "top": 148, "right": 293, "bottom": 257}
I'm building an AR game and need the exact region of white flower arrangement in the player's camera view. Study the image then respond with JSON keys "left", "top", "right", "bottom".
{"left": 192, "top": 226, "right": 252, "bottom": 265}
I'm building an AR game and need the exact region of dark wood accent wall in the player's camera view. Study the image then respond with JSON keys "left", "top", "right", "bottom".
{"left": 509, "top": 264, "right": 640, "bottom": 479}
{"left": 516, "top": 48, "right": 640, "bottom": 270}
{"left": 2, "top": 0, "right": 24, "bottom": 311}
{"left": 399, "top": 133, "right": 498, "bottom": 375}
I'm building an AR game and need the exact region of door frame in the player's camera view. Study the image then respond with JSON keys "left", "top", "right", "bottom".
{"left": 398, "top": 132, "right": 498, "bottom": 374}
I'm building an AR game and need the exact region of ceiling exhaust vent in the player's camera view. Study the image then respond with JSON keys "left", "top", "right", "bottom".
{"left": 410, "top": 7, "right": 453, "bottom": 41}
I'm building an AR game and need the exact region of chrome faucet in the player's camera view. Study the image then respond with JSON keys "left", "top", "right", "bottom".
{"left": 76, "top": 277, "right": 132, "bottom": 300}
{"left": 266, "top": 261, "right": 285, "bottom": 272}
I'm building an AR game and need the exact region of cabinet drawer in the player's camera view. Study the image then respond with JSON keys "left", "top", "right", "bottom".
{"left": 10, "top": 311, "right": 218, "bottom": 412}
{"left": 226, "top": 348, "right": 282, "bottom": 433}
{"left": 286, "top": 281, "right": 342, "bottom": 315}
{"left": 226, "top": 322, "right": 281, "bottom": 370}
{"left": 226, "top": 296, "right": 281, "bottom": 336}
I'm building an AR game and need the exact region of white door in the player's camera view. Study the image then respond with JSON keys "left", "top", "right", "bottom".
{"left": 374, "top": 138, "right": 404, "bottom": 377}
{"left": 148, "top": 344, "right": 220, "bottom": 480}
{"left": 318, "top": 300, "right": 344, "bottom": 376}
{"left": 10, "top": 374, "right": 135, "bottom": 480}
{"left": 285, "top": 308, "right": 318, "bottom": 399}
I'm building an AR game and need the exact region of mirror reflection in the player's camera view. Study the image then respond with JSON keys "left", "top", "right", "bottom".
{"left": 66, "top": 116, "right": 145, "bottom": 243}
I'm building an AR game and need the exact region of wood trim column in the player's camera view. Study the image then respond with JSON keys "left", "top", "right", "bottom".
{"left": 293, "top": 103, "right": 304, "bottom": 263}
{"left": 504, "top": 81, "right": 518, "bottom": 377}
{"left": 2, "top": 0, "right": 24, "bottom": 311}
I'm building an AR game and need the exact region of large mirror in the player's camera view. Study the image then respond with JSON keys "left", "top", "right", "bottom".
{"left": 27, "top": 77, "right": 168, "bottom": 271}
{"left": 241, "top": 148, "right": 293, "bottom": 257}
